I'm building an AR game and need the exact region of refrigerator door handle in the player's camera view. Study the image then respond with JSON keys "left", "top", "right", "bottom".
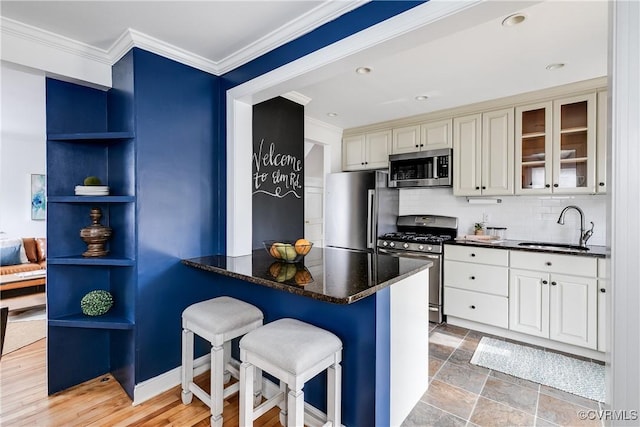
{"left": 367, "top": 189, "right": 376, "bottom": 249}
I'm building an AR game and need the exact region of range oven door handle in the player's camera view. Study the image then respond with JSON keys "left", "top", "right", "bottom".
{"left": 367, "top": 189, "right": 376, "bottom": 249}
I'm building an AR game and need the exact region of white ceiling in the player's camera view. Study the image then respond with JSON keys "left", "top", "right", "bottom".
{"left": 0, "top": 0, "right": 608, "bottom": 130}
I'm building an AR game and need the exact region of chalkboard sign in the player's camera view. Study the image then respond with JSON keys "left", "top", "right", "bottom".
{"left": 252, "top": 97, "right": 304, "bottom": 249}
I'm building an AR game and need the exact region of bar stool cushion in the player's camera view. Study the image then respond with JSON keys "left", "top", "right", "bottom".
{"left": 182, "top": 296, "right": 263, "bottom": 340}
{"left": 240, "top": 318, "right": 342, "bottom": 375}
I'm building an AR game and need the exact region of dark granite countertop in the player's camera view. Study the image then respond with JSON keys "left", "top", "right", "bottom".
{"left": 182, "top": 247, "right": 432, "bottom": 304}
{"left": 445, "top": 239, "right": 608, "bottom": 258}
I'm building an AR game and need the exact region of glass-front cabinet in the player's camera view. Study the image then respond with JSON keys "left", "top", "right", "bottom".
{"left": 515, "top": 93, "right": 596, "bottom": 194}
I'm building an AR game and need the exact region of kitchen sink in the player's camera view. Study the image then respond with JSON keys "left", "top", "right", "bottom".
{"left": 518, "top": 242, "right": 589, "bottom": 252}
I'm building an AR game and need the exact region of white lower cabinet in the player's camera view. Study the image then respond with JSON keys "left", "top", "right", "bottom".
{"left": 509, "top": 257, "right": 598, "bottom": 350}
{"left": 445, "top": 244, "right": 602, "bottom": 354}
{"left": 509, "top": 269, "right": 548, "bottom": 338}
{"left": 445, "top": 287, "right": 508, "bottom": 329}
{"left": 444, "top": 246, "right": 509, "bottom": 328}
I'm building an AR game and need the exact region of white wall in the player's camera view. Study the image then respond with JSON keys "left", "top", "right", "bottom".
{"left": 400, "top": 188, "right": 607, "bottom": 246}
{"left": 0, "top": 61, "right": 47, "bottom": 238}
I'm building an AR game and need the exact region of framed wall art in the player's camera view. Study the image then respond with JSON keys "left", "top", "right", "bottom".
{"left": 31, "top": 173, "right": 46, "bottom": 220}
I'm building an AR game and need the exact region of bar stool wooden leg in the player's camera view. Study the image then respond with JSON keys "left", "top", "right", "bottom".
{"left": 287, "top": 388, "right": 304, "bottom": 427}
{"left": 278, "top": 381, "right": 288, "bottom": 426}
{"left": 223, "top": 340, "right": 232, "bottom": 383}
{"left": 181, "top": 328, "right": 194, "bottom": 404}
{"left": 253, "top": 367, "right": 263, "bottom": 406}
{"left": 211, "top": 344, "right": 224, "bottom": 427}
{"left": 240, "top": 361, "right": 256, "bottom": 426}
{"left": 327, "top": 361, "right": 341, "bottom": 427}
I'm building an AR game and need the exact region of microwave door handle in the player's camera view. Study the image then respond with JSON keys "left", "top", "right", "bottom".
{"left": 367, "top": 189, "right": 376, "bottom": 249}
{"left": 433, "top": 156, "right": 438, "bottom": 178}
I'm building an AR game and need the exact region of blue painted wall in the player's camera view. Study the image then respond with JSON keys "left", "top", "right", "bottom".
{"left": 126, "top": 48, "right": 225, "bottom": 382}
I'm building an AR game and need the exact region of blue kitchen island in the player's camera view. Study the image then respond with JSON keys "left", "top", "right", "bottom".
{"left": 183, "top": 247, "right": 432, "bottom": 427}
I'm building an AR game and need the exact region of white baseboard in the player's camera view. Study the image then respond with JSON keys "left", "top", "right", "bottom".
{"left": 133, "top": 358, "right": 343, "bottom": 426}
{"left": 133, "top": 354, "right": 211, "bottom": 405}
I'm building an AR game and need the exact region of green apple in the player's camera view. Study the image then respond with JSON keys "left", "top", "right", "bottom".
{"left": 276, "top": 244, "right": 297, "bottom": 261}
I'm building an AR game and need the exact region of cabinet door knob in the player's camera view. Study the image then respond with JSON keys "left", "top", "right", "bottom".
{"left": 361, "top": 162, "right": 365, "bottom": 165}
{"left": 482, "top": 186, "right": 486, "bottom": 190}
{"left": 545, "top": 262, "right": 552, "bottom": 266}
{"left": 553, "top": 183, "right": 559, "bottom": 188}
{"left": 470, "top": 253, "right": 476, "bottom": 257}
{"left": 600, "top": 288, "right": 606, "bottom": 293}
{"left": 545, "top": 184, "right": 551, "bottom": 188}
{"left": 470, "top": 305, "right": 476, "bottom": 309}
{"left": 551, "top": 281, "right": 557, "bottom": 286}
{"left": 475, "top": 186, "right": 480, "bottom": 190}
{"left": 420, "top": 144, "right": 424, "bottom": 147}
{"left": 470, "top": 276, "right": 476, "bottom": 280}
{"left": 599, "top": 182, "right": 605, "bottom": 187}
{"left": 415, "top": 144, "right": 419, "bottom": 147}
{"left": 542, "top": 280, "right": 548, "bottom": 285}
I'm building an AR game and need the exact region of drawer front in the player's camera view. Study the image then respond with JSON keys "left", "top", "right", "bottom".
{"left": 444, "top": 261, "right": 508, "bottom": 296}
{"left": 444, "top": 245, "right": 509, "bottom": 266}
{"left": 510, "top": 251, "right": 597, "bottom": 276}
{"left": 444, "top": 287, "right": 508, "bottom": 328}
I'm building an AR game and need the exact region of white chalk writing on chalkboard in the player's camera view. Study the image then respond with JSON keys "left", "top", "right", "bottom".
{"left": 252, "top": 139, "right": 302, "bottom": 198}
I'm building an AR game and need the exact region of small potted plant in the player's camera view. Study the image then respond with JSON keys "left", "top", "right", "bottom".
{"left": 474, "top": 222, "right": 485, "bottom": 235}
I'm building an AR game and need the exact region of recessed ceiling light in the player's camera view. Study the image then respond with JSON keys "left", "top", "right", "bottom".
{"left": 546, "top": 63, "right": 565, "bottom": 71}
{"left": 415, "top": 95, "right": 429, "bottom": 101}
{"left": 327, "top": 112, "right": 338, "bottom": 117}
{"left": 355, "top": 67, "right": 372, "bottom": 75}
{"left": 502, "top": 13, "right": 526, "bottom": 27}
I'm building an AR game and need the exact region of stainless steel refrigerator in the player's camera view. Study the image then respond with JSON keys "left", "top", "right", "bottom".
{"left": 325, "top": 170, "right": 399, "bottom": 252}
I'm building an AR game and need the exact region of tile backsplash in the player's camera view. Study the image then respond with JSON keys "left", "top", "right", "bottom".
{"left": 399, "top": 188, "right": 608, "bottom": 246}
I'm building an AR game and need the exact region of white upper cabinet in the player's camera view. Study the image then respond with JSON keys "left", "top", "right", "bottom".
{"left": 515, "top": 101, "right": 553, "bottom": 194}
{"left": 596, "top": 90, "right": 608, "bottom": 193}
{"left": 392, "top": 125, "right": 421, "bottom": 154}
{"left": 453, "top": 113, "right": 482, "bottom": 196}
{"left": 392, "top": 119, "right": 452, "bottom": 154}
{"left": 453, "top": 108, "right": 514, "bottom": 196}
{"left": 421, "top": 119, "right": 453, "bottom": 151}
{"left": 516, "top": 93, "right": 596, "bottom": 194}
{"left": 482, "top": 108, "right": 515, "bottom": 195}
{"left": 342, "top": 130, "right": 391, "bottom": 171}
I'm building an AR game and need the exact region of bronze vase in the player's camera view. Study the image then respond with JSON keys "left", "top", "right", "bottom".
{"left": 80, "top": 207, "right": 112, "bottom": 257}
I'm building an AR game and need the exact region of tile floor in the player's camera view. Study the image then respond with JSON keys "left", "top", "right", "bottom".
{"left": 401, "top": 323, "right": 605, "bottom": 427}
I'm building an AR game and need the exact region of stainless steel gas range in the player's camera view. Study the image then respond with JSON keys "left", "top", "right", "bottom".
{"left": 377, "top": 214, "right": 458, "bottom": 323}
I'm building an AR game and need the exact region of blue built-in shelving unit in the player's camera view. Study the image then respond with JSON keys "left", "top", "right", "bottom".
{"left": 46, "top": 47, "right": 220, "bottom": 399}
{"left": 46, "top": 78, "right": 138, "bottom": 396}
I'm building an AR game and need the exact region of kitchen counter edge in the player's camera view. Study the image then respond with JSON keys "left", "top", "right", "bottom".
{"left": 182, "top": 255, "right": 433, "bottom": 305}
{"left": 445, "top": 239, "right": 608, "bottom": 258}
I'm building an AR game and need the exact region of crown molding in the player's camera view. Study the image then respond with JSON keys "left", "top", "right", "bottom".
{"left": 282, "top": 91, "right": 312, "bottom": 106}
{"left": 0, "top": 16, "right": 110, "bottom": 64}
{"left": 108, "top": 28, "right": 220, "bottom": 75}
{"left": 1, "top": 1, "right": 367, "bottom": 79}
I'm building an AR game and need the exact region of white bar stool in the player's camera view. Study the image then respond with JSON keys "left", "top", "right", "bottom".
{"left": 181, "top": 296, "right": 264, "bottom": 427}
{"left": 239, "top": 318, "right": 342, "bottom": 427}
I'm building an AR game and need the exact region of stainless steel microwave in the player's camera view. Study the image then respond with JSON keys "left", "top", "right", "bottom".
{"left": 388, "top": 148, "right": 453, "bottom": 188}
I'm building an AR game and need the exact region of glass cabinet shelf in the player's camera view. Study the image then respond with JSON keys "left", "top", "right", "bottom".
{"left": 522, "top": 132, "right": 547, "bottom": 139}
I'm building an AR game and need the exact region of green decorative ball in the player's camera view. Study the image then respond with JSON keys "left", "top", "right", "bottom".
{"left": 83, "top": 176, "right": 102, "bottom": 186}
{"left": 80, "top": 290, "right": 113, "bottom": 316}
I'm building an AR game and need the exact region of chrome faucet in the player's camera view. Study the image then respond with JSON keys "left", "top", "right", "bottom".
{"left": 557, "top": 205, "right": 594, "bottom": 248}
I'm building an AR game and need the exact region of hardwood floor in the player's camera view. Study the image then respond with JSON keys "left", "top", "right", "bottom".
{"left": 0, "top": 339, "right": 281, "bottom": 426}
